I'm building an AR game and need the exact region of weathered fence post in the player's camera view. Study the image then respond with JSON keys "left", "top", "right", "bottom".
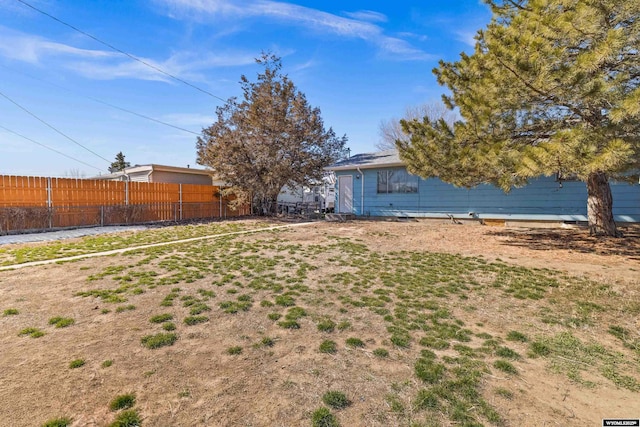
{"left": 100, "top": 206, "right": 104, "bottom": 227}
{"left": 46, "top": 177, "right": 53, "bottom": 229}
{"left": 179, "top": 184, "right": 183, "bottom": 221}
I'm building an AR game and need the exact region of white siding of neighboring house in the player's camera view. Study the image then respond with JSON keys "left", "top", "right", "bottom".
{"left": 151, "top": 171, "right": 212, "bottom": 185}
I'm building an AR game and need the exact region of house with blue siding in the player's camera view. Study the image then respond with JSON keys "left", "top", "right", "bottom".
{"left": 327, "top": 149, "right": 640, "bottom": 223}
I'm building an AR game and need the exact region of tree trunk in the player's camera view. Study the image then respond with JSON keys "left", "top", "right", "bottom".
{"left": 586, "top": 172, "right": 619, "bottom": 237}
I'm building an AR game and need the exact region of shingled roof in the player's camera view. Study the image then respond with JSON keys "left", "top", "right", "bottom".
{"left": 327, "top": 149, "right": 405, "bottom": 171}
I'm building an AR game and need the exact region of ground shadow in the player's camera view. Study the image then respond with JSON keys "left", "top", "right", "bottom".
{"left": 487, "top": 225, "right": 640, "bottom": 260}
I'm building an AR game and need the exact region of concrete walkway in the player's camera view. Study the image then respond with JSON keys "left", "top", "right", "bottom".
{"left": 0, "top": 222, "right": 315, "bottom": 271}
{"left": 0, "top": 225, "right": 150, "bottom": 245}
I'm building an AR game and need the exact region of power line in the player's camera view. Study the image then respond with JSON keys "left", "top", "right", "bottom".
{"left": 16, "top": 0, "right": 229, "bottom": 105}
{"left": 0, "top": 123, "right": 103, "bottom": 172}
{"left": 0, "top": 64, "right": 202, "bottom": 136}
{"left": 88, "top": 97, "right": 201, "bottom": 136}
{"left": 0, "top": 89, "right": 111, "bottom": 164}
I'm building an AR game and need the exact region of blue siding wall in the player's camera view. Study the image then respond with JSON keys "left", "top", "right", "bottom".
{"left": 335, "top": 167, "right": 640, "bottom": 222}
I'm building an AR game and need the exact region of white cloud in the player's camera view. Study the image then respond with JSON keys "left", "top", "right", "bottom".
{"left": 161, "top": 112, "right": 215, "bottom": 127}
{"left": 455, "top": 29, "right": 479, "bottom": 47}
{"left": 0, "top": 26, "right": 255, "bottom": 81}
{"left": 343, "top": 10, "right": 387, "bottom": 23}
{"left": 0, "top": 26, "right": 113, "bottom": 64}
{"left": 157, "top": 0, "right": 430, "bottom": 61}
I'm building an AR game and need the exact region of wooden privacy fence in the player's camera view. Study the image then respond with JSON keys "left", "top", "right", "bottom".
{"left": 0, "top": 175, "right": 250, "bottom": 233}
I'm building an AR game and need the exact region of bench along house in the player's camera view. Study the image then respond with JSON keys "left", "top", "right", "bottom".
{"left": 327, "top": 149, "right": 640, "bottom": 225}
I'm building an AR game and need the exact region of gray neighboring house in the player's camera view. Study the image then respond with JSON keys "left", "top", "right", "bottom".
{"left": 92, "top": 164, "right": 224, "bottom": 186}
{"left": 327, "top": 149, "right": 640, "bottom": 224}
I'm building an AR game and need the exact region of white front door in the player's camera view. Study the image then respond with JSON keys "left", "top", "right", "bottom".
{"left": 338, "top": 176, "right": 353, "bottom": 213}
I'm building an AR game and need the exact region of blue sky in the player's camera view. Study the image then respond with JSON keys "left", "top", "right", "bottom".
{"left": 0, "top": 0, "right": 492, "bottom": 177}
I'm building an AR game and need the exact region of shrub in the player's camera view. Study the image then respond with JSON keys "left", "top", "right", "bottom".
{"left": 311, "top": 407, "right": 339, "bottom": 427}
{"left": 322, "top": 391, "right": 350, "bottom": 409}
{"left": 267, "top": 313, "right": 282, "bottom": 321}
{"left": 109, "top": 393, "right": 136, "bottom": 411}
{"left": 3, "top": 308, "right": 19, "bottom": 316}
{"left": 319, "top": 340, "right": 337, "bottom": 354}
{"left": 141, "top": 332, "right": 178, "bottom": 349}
{"left": 102, "top": 360, "right": 113, "bottom": 368}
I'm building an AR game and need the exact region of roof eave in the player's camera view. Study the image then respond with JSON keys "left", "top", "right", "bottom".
{"left": 326, "top": 162, "right": 406, "bottom": 171}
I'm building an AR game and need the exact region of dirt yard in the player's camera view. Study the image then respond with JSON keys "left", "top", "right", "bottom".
{"left": 0, "top": 219, "right": 638, "bottom": 427}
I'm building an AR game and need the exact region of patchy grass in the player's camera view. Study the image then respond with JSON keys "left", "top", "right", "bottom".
{"left": 3, "top": 308, "right": 19, "bottom": 316}
{"left": 529, "top": 332, "right": 639, "bottom": 391}
{"left": 108, "top": 409, "right": 141, "bottom": 427}
{"left": 48, "top": 317, "right": 75, "bottom": 328}
{"left": 227, "top": 346, "right": 243, "bottom": 355}
{"left": 109, "top": 393, "right": 136, "bottom": 411}
{"left": 372, "top": 348, "right": 389, "bottom": 358}
{"left": 141, "top": 332, "right": 178, "bottom": 349}
{"left": 19, "top": 327, "right": 45, "bottom": 338}
{"left": 183, "top": 315, "right": 209, "bottom": 325}
{"left": 2, "top": 220, "right": 638, "bottom": 426}
{"left": 319, "top": 340, "right": 337, "bottom": 354}
{"left": 345, "top": 337, "right": 365, "bottom": 348}
{"left": 322, "top": 391, "right": 350, "bottom": 409}
{"left": 149, "top": 313, "right": 173, "bottom": 323}
{"left": 41, "top": 417, "right": 72, "bottom": 427}
{"left": 68, "top": 359, "right": 85, "bottom": 369}
{"left": 0, "top": 221, "right": 269, "bottom": 266}
{"left": 311, "top": 407, "right": 339, "bottom": 427}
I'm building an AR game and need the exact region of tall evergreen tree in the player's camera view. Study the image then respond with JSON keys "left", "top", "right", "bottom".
{"left": 109, "top": 152, "right": 130, "bottom": 173}
{"left": 397, "top": 0, "right": 639, "bottom": 236}
{"left": 196, "top": 54, "right": 347, "bottom": 214}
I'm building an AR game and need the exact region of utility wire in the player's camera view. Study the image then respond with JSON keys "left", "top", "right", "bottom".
{"left": 0, "top": 89, "right": 111, "bottom": 164}
{"left": 88, "top": 97, "right": 201, "bottom": 136}
{"left": 16, "top": 0, "right": 229, "bottom": 105}
{"left": 0, "top": 64, "right": 201, "bottom": 136}
{"left": 0, "top": 124, "right": 103, "bottom": 172}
